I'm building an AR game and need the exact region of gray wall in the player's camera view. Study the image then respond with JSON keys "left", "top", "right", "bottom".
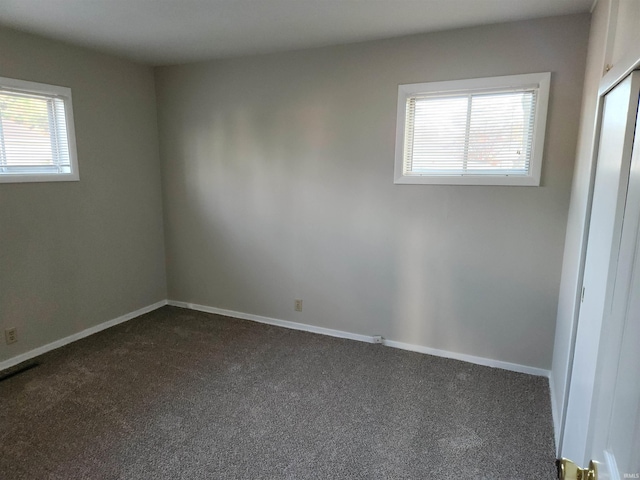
{"left": 0, "top": 27, "right": 167, "bottom": 363}
{"left": 156, "top": 14, "right": 590, "bottom": 370}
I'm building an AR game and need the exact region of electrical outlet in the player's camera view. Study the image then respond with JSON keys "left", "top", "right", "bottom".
{"left": 294, "top": 299, "right": 303, "bottom": 312}
{"left": 5, "top": 327, "right": 17, "bottom": 345}
{"left": 372, "top": 335, "right": 384, "bottom": 344}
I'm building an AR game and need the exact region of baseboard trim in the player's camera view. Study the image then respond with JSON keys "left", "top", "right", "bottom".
{"left": 2, "top": 299, "right": 551, "bottom": 379}
{"left": 0, "top": 300, "right": 167, "bottom": 372}
{"left": 168, "top": 300, "right": 550, "bottom": 378}
{"left": 383, "top": 339, "right": 550, "bottom": 377}
{"left": 167, "top": 300, "right": 375, "bottom": 344}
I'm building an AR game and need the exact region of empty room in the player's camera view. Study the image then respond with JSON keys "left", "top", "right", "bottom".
{"left": 1, "top": 0, "right": 639, "bottom": 478}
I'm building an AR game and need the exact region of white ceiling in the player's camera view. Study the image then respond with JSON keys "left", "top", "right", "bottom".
{"left": 0, "top": 0, "right": 593, "bottom": 66}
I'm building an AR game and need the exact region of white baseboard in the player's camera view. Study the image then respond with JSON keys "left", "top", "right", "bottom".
{"left": 0, "top": 300, "right": 167, "bottom": 372}
{"left": 383, "top": 339, "right": 550, "bottom": 377}
{"left": 2, "top": 298, "right": 551, "bottom": 380}
{"left": 167, "top": 300, "right": 375, "bottom": 344}
{"left": 168, "top": 300, "right": 550, "bottom": 378}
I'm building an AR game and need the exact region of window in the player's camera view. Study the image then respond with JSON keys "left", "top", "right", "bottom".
{"left": 394, "top": 72, "right": 550, "bottom": 186}
{"left": 0, "top": 76, "right": 78, "bottom": 183}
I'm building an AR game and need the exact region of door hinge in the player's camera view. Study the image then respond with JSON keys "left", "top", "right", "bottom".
{"left": 557, "top": 458, "right": 598, "bottom": 480}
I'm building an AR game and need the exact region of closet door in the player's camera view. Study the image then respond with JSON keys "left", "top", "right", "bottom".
{"left": 561, "top": 71, "right": 640, "bottom": 475}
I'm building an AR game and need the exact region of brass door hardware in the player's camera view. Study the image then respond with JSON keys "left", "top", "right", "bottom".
{"left": 556, "top": 458, "right": 598, "bottom": 480}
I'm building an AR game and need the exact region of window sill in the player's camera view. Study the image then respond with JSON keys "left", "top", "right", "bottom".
{"left": 0, "top": 172, "right": 80, "bottom": 184}
{"left": 393, "top": 174, "right": 540, "bottom": 186}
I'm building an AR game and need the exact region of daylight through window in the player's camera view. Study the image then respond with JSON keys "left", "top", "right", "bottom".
{"left": 0, "top": 77, "right": 78, "bottom": 183}
{"left": 394, "top": 73, "right": 550, "bottom": 186}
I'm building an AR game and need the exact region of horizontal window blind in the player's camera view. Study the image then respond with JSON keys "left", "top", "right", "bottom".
{"left": 403, "top": 89, "right": 537, "bottom": 177}
{"left": 0, "top": 88, "right": 71, "bottom": 174}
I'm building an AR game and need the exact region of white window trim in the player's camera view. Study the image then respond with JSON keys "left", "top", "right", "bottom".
{"left": 0, "top": 76, "right": 79, "bottom": 184}
{"left": 394, "top": 72, "right": 551, "bottom": 186}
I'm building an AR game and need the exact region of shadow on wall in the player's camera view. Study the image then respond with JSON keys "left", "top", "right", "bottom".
{"left": 391, "top": 215, "right": 558, "bottom": 366}
{"left": 160, "top": 60, "right": 560, "bottom": 370}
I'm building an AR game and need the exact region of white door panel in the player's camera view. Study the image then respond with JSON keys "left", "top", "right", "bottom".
{"left": 562, "top": 71, "right": 640, "bottom": 466}
{"left": 591, "top": 93, "right": 640, "bottom": 478}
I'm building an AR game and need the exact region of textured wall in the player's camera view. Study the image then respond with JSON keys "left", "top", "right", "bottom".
{"left": 0, "top": 27, "right": 167, "bottom": 363}
{"left": 155, "top": 14, "right": 590, "bottom": 370}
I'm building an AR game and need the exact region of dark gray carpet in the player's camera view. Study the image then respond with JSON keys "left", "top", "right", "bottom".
{"left": 0, "top": 306, "right": 556, "bottom": 479}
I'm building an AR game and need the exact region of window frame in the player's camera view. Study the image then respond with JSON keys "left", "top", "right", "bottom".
{"left": 394, "top": 72, "right": 551, "bottom": 186}
{"left": 0, "top": 76, "right": 79, "bottom": 184}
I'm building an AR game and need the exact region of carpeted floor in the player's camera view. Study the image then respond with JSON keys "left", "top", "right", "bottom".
{"left": 0, "top": 306, "right": 556, "bottom": 479}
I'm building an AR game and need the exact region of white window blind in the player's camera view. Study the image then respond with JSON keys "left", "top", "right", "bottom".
{"left": 0, "top": 76, "right": 78, "bottom": 183}
{"left": 405, "top": 89, "right": 536, "bottom": 176}
{"left": 394, "top": 73, "right": 550, "bottom": 186}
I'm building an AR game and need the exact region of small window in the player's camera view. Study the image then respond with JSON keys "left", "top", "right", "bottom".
{"left": 0, "top": 76, "right": 78, "bottom": 183}
{"left": 394, "top": 73, "right": 550, "bottom": 186}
